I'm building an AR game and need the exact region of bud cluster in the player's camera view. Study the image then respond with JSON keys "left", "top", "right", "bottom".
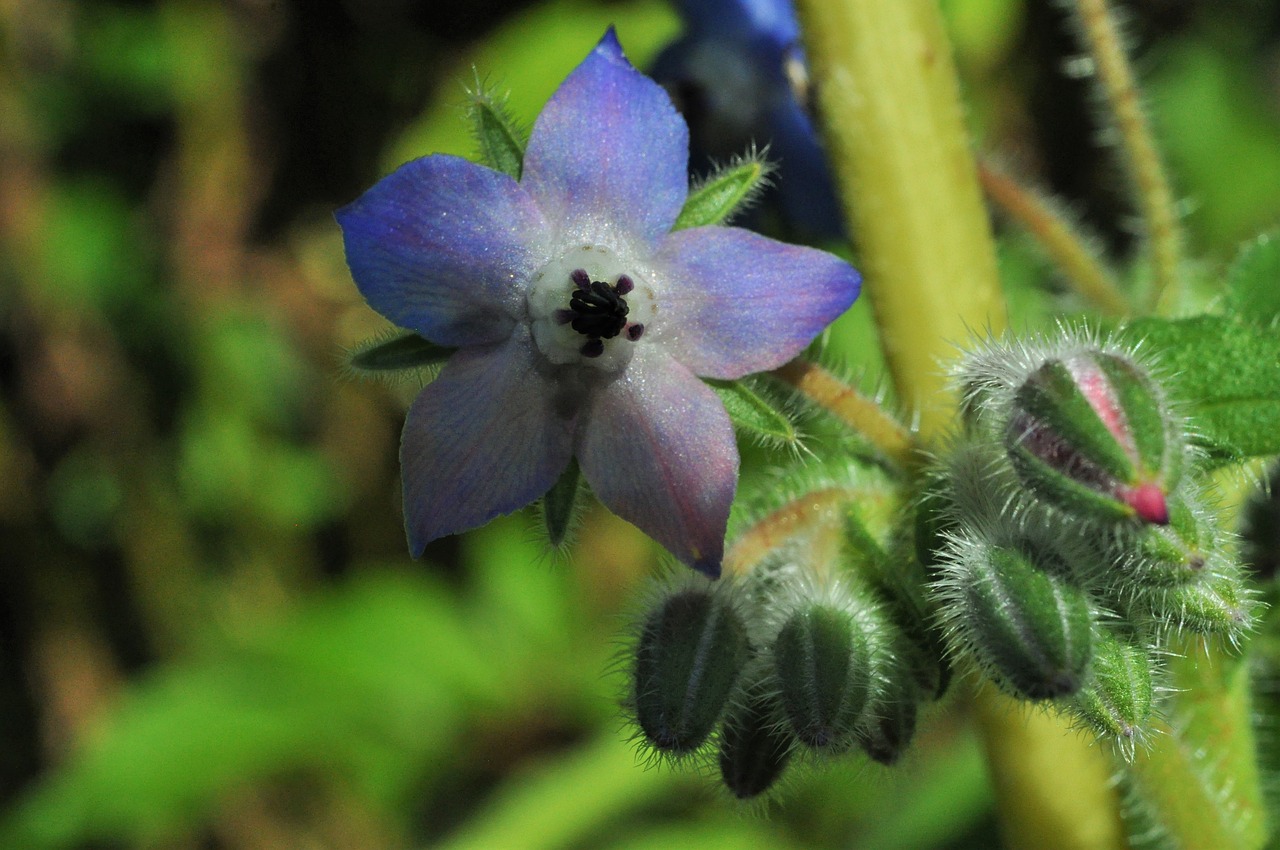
{"left": 931, "top": 330, "right": 1258, "bottom": 755}
{"left": 626, "top": 532, "right": 941, "bottom": 799}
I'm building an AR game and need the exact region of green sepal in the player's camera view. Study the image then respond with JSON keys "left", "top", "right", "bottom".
{"left": 1224, "top": 230, "right": 1280, "bottom": 327}
{"left": 708, "top": 378, "right": 797, "bottom": 447}
{"left": 961, "top": 542, "right": 1095, "bottom": 701}
{"left": 541, "top": 460, "right": 581, "bottom": 549}
{"left": 674, "top": 156, "right": 771, "bottom": 230}
{"left": 1071, "top": 631, "right": 1154, "bottom": 759}
{"left": 347, "top": 332, "right": 453, "bottom": 374}
{"left": 465, "top": 76, "right": 527, "bottom": 179}
{"left": 1095, "top": 352, "right": 1173, "bottom": 484}
{"left": 633, "top": 587, "right": 748, "bottom": 754}
{"left": 717, "top": 683, "right": 794, "bottom": 800}
{"left": 1121, "top": 315, "right": 1280, "bottom": 464}
{"left": 772, "top": 600, "right": 881, "bottom": 750}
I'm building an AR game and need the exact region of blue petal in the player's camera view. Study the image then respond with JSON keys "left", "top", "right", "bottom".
{"left": 400, "top": 333, "right": 575, "bottom": 555}
{"left": 651, "top": 227, "right": 859, "bottom": 379}
{"left": 577, "top": 348, "right": 736, "bottom": 577}
{"left": 673, "top": 0, "right": 799, "bottom": 46}
{"left": 338, "top": 155, "right": 551, "bottom": 347}
{"left": 766, "top": 99, "right": 845, "bottom": 240}
{"left": 522, "top": 29, "right": 689, "bottom": 244}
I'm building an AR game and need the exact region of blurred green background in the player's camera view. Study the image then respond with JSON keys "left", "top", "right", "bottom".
{"left": 1, "top": 0, "right": 1278, "bottom": 847}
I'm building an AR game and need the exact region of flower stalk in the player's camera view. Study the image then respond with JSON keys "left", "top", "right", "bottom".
{"left": 977, "top": 160, "right": 1131, "bottom": 317}
{"left": 1070, "top": 0, "right": 1184, "bottom": 314}
{"left": 772, "top": 360, "right": 916, "bottom": 469}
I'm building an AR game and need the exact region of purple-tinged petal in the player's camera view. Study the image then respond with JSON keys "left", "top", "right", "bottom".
{"left": 522, "top": 28, "right": 689, "bottom": 244}
{"left": 338, "top": 154, "right": 551, "bottom": 347}
{"left": 577, "top": 348, "right": 737, "bottom": 577}
{"left": 651, "top": 226, "right": 859, "bottom": 379}
{"left": 400, "top": 332, "right": 575, "bottom": 555}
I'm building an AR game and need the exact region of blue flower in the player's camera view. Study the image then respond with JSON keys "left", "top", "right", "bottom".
{"left": 651, "top": 0, "right": 844, "bottom": 239}
{"left": 337, "top": 29, "right": 859, "bottom": 578}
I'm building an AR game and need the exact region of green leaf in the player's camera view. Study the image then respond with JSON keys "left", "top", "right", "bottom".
{"left": 0, "top": 573, "right": 502, "bottom": 848}
{"left": 347, "top": 332, "right": 453, "bottom": 374}
{"left": 707, "top": 378, "right": 797, "bottom": 447}
{"left": 673, "top": 156, "right": 771, "bottom": 230}
{"left": 466, "top": 77, "right": 527, "bottom": 179}
{"left": 1223, "top": 231, "right": 1280, "bottom": 327}
{"left": 1121, "top": 315, "right": 1280, "bottom": 462}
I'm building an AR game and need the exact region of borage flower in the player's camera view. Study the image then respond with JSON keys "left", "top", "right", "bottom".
{"left": 337, "top": 29, "right": 859, "bottom": 578}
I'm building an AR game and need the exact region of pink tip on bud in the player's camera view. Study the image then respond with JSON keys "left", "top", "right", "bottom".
{"left": 1125, "top": 483, "right": 1169, "bottom": 525}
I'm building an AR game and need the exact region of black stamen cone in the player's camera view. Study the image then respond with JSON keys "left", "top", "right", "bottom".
{"left": 569, "top": 279, "right": 629, "bottom": 339}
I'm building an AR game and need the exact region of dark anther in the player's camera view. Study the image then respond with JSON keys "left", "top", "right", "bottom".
{"left": 580, "top": 339, "right": 605, "bottom": 358}
{"left": 554, "top": 309, "right": 575, "bottom": 325}
{"left": 626, "top": 323, "right": 645, "bottom": 341}
{"left": 571, "top": 269, "right": 591, "bottom": 290}
{"left": 615, "top": 274, "right": 634, "bottom": 296}
{"left": 568, "top": 278, "right": 629, "bottom": 340}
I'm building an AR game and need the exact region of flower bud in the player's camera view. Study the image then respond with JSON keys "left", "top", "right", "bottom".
{"left": 1071, "top": 631, "right": 1155, "bottom": 759}
{"left": 944, "top": 537, "right": 1096, "bottom": 700}
{"left": 717, "top": 685, "right": 794, "bottom": 800}
{"left": 633, "top": 586, "right": 749, "bottom": 753}
{"left": 1151, "top": 565, "right": 1257, "bottom": 648}
{"left": 1005, "top": 349, "right": 1182, "bottom": 526}
{"left": 856, "top": 672, "right": 920, "bottom": 765}
{"left": 771, "top": 591, "right": 890, "bottom": 750}
{"left": 1114, "top": 494, "right": 1216, "bottom": 587}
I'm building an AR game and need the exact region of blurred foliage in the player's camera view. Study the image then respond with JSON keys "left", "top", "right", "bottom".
{"left": 0, "top": 0, "right": 1277, "bottom": 848}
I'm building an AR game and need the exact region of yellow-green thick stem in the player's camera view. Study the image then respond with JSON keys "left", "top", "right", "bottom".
{"left": 794, "top": 0, "right": 1003, "bottom": 434}
{"left": 794, "top": 2, "right": 1123, "bottom": 847}
{"left": 1124, "top": 645, "right": 1267, "bottom": 849}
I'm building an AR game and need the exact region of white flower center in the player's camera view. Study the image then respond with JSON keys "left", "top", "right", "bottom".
{"left": 527, "top": 243, "right": 657, "bottom": 372}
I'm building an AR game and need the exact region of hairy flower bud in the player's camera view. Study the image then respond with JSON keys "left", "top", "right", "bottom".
{"left": 771, "top": 587, "right": 892, "bottom": 751}
{"left": 856, "top": 672, "right": 920, "bottom": 765}
{"left": 633, "top": 586, "right": 749, "bottom": 753}
{"left": 1113, "top": 494, "right": 1217, "bottom": 587}
{"left": 1071, "top": 631, "right": 1155, "bottom": 758}
{"left": 1005, "top": 349, "right": 1181, "bottom": 526}
{"left": 1150, "top": 565, "right": 1257, "bottom": 648}
{"left": 941, "top": 536, "right": 1096, "bottom": 700}
{"left": 717, "top": 684, "right": 794, "bottom": 800}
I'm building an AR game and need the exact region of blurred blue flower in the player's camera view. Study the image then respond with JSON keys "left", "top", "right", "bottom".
{"left": 337, "top": 29, "right": 859, "bottom": 577}
{"left": 652, "top": 0, "right": 844, "bottom": 239}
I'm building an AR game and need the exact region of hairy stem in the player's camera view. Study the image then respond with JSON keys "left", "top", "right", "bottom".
{"left": 773, "top": 360, "right": 916, "bottom": 469}
{"left": 1070, "top": 0, "right": 1183, "bottom": 313}
{"left": 724, "top": 487, "right": 853, "bottom": 578}
{"left": 978, "top": 160, "right": 1131, "bottom": 316}
{"left": 1122, "top": 644, "right": 1267, "bottom": 849}
{"left": 793, "top": 0, "right": 1004, "bottom": 435}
